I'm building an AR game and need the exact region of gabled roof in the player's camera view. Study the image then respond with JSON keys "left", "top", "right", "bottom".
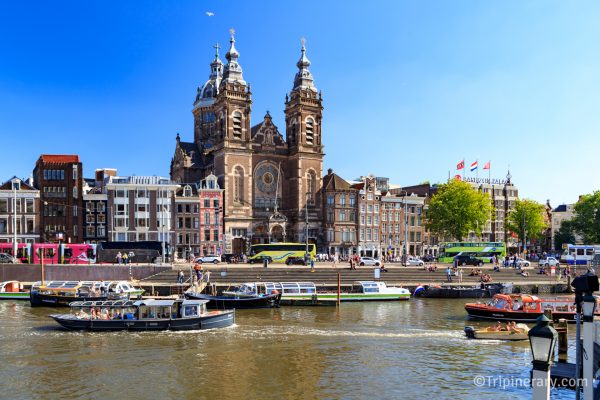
{"left": 177, "top": 141, "right": 202, "bottom": 166}
{"left": 323, "top": 171, "right": 351, "bottom": 191}
{"left": 251, "top": 112, "right": 285, "bottom": 147}
{"left": 553, "top": 204, "right": 568, "bottom": 213}
{"left": 39, "top": 154, "right": 80, "bottom": 163}
{"left": 0, "top": 176, "right": 37, "bottom": 191}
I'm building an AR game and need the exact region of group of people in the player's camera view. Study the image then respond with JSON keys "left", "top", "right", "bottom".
{"left": 76, "top": 307, "right": 127, "bottom": 320}
{"left": 487, "top": 321, "right": 525, "bottom": 333}
{"left": 116, "top": 251, "right": 135, "bottom": 265}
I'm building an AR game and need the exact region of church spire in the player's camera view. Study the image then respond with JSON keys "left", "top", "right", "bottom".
{"left": 222, "top": 28, "right": 246, "bottom": 85}
{"left": 292, "top": 37, "right": 316, "bottom": 92}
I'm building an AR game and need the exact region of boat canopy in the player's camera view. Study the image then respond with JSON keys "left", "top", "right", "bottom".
{"left": 133, "top": 299, "right": 176, "bottom": 307}
{"left": 262, "top": 282, "right": 317, "bottom": 294}
{"left": 70, "top": 300, "right": 136, "bottom": 308}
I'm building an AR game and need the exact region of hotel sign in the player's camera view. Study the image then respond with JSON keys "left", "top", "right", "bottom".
{"left": 463, "top": 177, "right": 508, "bottom": 185}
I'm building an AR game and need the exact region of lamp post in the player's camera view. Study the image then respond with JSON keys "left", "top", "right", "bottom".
{"left": 161, "top": 205, "right": 166, "bottom": 265}
{"left": 583, "top": 293, "right": 597, "bottom": 400}
{"left": 528, "top": 315, "right": 558, "bottom": 400}
{"left": 12, "top": 179, "right": 17, "bottom": 260}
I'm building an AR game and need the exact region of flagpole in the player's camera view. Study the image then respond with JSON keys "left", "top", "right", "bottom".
{"left": 488, "top": 161, "right": 491, "bottom": 183}
{"left": 463, "top": 157, "right": 465, "bottom": 180}
{"left": 475, "top": 159, "right": 479, "bottom": 181}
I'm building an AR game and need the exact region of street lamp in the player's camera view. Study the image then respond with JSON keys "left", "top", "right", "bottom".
{"left": 583, "top": 292, "right": 597, "bottom": 400}
{"left": 528, "top": 315, "right": 558, "bottom": 400}
{"left": 582, "top": 294, "right": 596, "bottom": 322}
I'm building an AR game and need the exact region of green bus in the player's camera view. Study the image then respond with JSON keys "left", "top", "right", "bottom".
{"left": 438, "top": 242, "right": 506, "bottom": 263}
{"left": 249, "top": 243, "right": 316, "bottom": 263}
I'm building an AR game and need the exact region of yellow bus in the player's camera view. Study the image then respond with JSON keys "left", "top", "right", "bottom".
{"left": 248, "top": 243, "right": 316, "bottom": 263}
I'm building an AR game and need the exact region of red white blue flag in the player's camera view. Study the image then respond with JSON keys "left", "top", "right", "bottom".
{"left": 470, "top": 161, "right": 478, "bottom": 171}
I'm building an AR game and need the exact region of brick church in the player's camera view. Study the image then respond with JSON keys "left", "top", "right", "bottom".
{"left": 170, "top": 30, "right": 323, "bottom": 254}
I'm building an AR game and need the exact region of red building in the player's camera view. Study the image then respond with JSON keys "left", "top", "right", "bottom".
{"left": 198, "top": 174, "right": 224, "bottom": 256}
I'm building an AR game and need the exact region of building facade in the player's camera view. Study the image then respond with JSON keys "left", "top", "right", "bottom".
{"left": 355, "top": 175, "right": 382, "bottom": 258}
{"left": 170, "top": 32, "right": 323, "bottom": 253}
{"left": 173, "top": 183, "right": 201, "bottom": 261}
{"left": 0, "top": 177, "right": 40, "bottom": 246}
{"left": 198, "top": 174, "right": 224, "bottom": 256}
{"left": 33, "top": 154, "right": 84, "bottom": 243}
{"left": 105, "top": 176, "right": 178, "bottom": 249}
{"left": 322, "top": 169, "right": 358, "bottom": 257}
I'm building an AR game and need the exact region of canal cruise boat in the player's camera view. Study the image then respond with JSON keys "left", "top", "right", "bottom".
{"left": 465, "top": 293, "right": 600, "bottom": 323}
{"left": 49, "top": 298, "right": 235, "bottom": 331}
{"left": 186, "top": 282, "right": 281, "bottom": 309}
{"left": 30, "top": 281, "right": 107, "bottom": 307}
{"left": 0, "top": 281, "right": 29, "bottom": 300}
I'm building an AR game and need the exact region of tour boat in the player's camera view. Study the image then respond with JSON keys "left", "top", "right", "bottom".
{"left": 318, "top": 281, "right": 411, "bottom": 302}
{"left": 413, "top": 283, "right": 506, "bottom": 298}
{"left": 49, "top": 298, "right": 235, "bottom": 331}
{"left": 464, "top": 324, "right": 530, "bottom": 340}
{"left": 30, "top": 281, "right": 107, "bottom": 307}
{"left": 185, "top": 283, "right": 281, "bottom": 309}
{"left": 260, "top": 282, "right": 337, "bottom": 306}
{"left": 0, "top": 281, "right": 29, "bottom": 300}
{"left": 465, "top": 293, "right": 600, "bottom": 323}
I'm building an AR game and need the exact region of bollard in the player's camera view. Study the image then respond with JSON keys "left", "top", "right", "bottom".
{"left": 556, "top": 318, "right": 569, "bottom": 362}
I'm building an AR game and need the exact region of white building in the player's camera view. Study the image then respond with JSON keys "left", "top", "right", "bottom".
{"left": 0, "top": 177, "right": 40, "bottom": 245}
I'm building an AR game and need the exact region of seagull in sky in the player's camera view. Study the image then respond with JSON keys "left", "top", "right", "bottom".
{"left": 206, "top": 11, "right": 215, "bottom": 17}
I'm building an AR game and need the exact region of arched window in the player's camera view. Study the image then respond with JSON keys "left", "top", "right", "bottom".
{"left": 305, "top": 117, "right": 314, "bottom": 145}
{"left": 307, "top": 170, "right": 316, "bottom": 204}
{"left": 232, "top": 111, "right": 242, "bottom": 138}
{"left": 289, "top": 121, "right": 297, "bottom": 145}
{"left": 233, "top": 166, "right": 244, "bottom": 204}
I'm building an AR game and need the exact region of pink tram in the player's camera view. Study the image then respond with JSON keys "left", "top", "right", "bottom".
{"left": 0, "top": 243, "right": 96, "bottom": 264}
{"left": 0, "top": 243, "right": 32, "bottom": 263}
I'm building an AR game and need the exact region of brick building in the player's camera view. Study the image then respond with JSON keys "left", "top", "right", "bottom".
{"left": 171, "top": 32, "right": 323, "bottom": 254}
{"left": 0, "top": 177, "right": 40, "bottom": 247}
{"left": 33, "top": 154, "right": 83, "bottom": 243}
{"left": 322, "top": 169, "right": 357, "bottom": 257}
{"left": 173, "top": 183, "right": 201, "bottom": 260}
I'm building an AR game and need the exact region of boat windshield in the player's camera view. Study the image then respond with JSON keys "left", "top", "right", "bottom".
{"left": 490, "top": 298, "right": 507, "bottom": 309}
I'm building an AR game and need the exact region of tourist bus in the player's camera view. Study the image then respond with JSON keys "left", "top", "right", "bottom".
{"left": 437, "top": 242, "right": 506, "bottom": 263}
{"left": 0, "top": 242, "right": 32, "bottom": 263}
{"left": 249, "top": 243, "right": 317, "bottom": 263}
{"left": 560, "top": 244, "right": 600, "bottom": 265}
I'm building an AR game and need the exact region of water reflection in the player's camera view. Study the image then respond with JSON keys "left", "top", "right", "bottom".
{"left": 0, "top": 300, "right": 575, "bottom": 400}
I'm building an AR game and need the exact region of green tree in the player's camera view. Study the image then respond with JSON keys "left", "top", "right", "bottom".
{"left": 506, "top": 199, "right": 548, "bottom": 251}
{"left": 425, "top": 180, "right": 493, "bottom": 241}
{"left": 571, "top": 191, "right": 600, "bottom": 243}
{"left": 554, "top": 220, "right": 576, "bottom": 251}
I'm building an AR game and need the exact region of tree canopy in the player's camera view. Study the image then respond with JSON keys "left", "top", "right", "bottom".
{"left": 571, "top": 191, "right": 600, "bottom": 243}
{"left": 425, "top": 180, "right": 493, "bottom": 241}
{"left": 554, "top": 220, "right": 576, "bottom": 251}
{"left": 506, "top": 199, "right": 548, "bottom": 249}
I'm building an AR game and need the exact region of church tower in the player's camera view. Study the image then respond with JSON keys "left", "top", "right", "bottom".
{"left": 284, "top": 39, "right": 324, "bottom": 243}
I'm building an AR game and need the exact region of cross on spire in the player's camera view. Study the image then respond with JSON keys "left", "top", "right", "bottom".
{"left": 301, "top": 37, "right": 306, "bottom": 47}
{"left": 213, "top": 43, "right": 220, "bottom": 57}
{"left": 229, "top": 28, "right": 235, "bottom": 37}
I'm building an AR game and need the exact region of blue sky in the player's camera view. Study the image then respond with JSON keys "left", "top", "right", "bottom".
{"left": 1, "top": 1, "right": 599, "bottom": 205}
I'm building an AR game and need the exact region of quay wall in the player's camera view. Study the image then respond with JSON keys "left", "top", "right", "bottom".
{"left": 0, "top": 264, "right": 171, "bottom": 283}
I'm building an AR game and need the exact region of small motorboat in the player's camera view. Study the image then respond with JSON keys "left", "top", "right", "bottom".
{"left": 186, "top": 283, "right": 281, "bottom": 309}
{"left": 50, "top": 298, "right": 234, "bottom": 331}
{"left": 414, "top": 283, "right": 507, "bottom": 298}
{"left": 464, "top": 324, "right": 530, "bottom": 340}
{"left": 0, "top": 281, "right": 29, "bottom": 300}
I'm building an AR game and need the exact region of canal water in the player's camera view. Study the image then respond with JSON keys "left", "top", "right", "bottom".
{"left": 0, "top": 299, "right": 575, "bottom": 400}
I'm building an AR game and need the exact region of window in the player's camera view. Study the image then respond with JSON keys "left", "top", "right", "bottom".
{"left": 327, "top": 195, "right": 334, "bottom": 206}
{"left": 366, "top": 228, "right": 372, "bottom": 241}
{"left": 305, "top": 117, "right": 314, "bottom": 144}
{"left": 349, "top": 195, "right": 355, "bottom": 206}
{"left": 233, "top": 166, "right": 244, "bottom": 203}
{"left": 86, "top": 201, "right": 94, "bottom": 212}
{"left": 136, "top": 189, "right": 147, "bottom": 198}
{"left": 72, "top": 165, "right": 78, "bottom": 180}
{"left": 136, "top": 218, "right": 149, "bottom": 228}
{"left": 367, "top": 204, "right": 373, "bottom": 213}
{"left": 115, "top": 204, "right": 128, "bottom": 216}
{"left": 327, "top": 211, "right": 333, "bottom": 223}
{"left": 97, "top": 202, "right": 105, "bottom": 213}
{"left": 213, "top": 199, "right": 219, "bottom": 208}
{"left": 193, "top": 204, "right": 199, "bottom": 213}
{"left": 73, "top": 205, "right": 77, "bottom": 216}
{"left": 73, "top": 225, "right": 78, "bottom": 237}
{"left": 97, "top": 215, "right": 105, "bottom": 224}
{"left": 374, "top": 231, "right": 378, "bottom": 241}
{"left": 340, "top": 195, "right": 346, "bottom": 205}
{"left": 327, "top": 229, "right": 334, "bottom": 241}
{"left": 367, "top": 193, "right": 373, "bottom": 200}
{"left": 193, "top": 218, "right": 199, "bottom": 229}
{"left": 232, "top": 111, "right": 243, "bottom": 138}
{"left": 204, "top": 229, "right": 210, "bottom": 241}
{"left": 86, "top": 214, "right": 95, "bottom": 224}
{"left": 360, "top": 229, "right": 365, "bottom": 241}
{"left": 97, "top": 226, "right": 105, "bottom": 237}
{"left": 0, "top": 199, "right": 6, "bottom": 213}
{"left": 12, "top": 181, "right": 20, "bottom": 190}
{"left": 26, "top": 218, "right": 34, "bottom": 233}
{"left": 116, "top": 189, "right": 128, "bottom": 198}
{"left": 360, "top": 215, "right": 365, "bottom": 224}
{"left": 374, "top": 204, "right": 379, "bottom": 213}
{"left": 0, "top": 218, "right": 7, "bottom": 234}
{"left": 86, "top": 226, "right": 95, "bottom": 237}
{"left": 204, "top": 212, "right": 210, "bottom": 225}
{"left": 367, "top": 216, "right": 372, "bottom": 225}
{"left": 339, "top": 211, "right": 346, "bottom": 221}
{"left": 307, "top": 171, "right": 316, "bottom": 204}
{"left": 374, "top": 216, "right": 379, "bottom": 226}
{"left": 382, "top": 212, "right": 387, "bottom": 221}
{"left": 360, "top": 204, "right": 365, "bottom": 213}
{"left": 204, "top": 199, "right": 210, "bottom": 208}
{"left": 183, "top": 185, "right": 192, "bottom": 197}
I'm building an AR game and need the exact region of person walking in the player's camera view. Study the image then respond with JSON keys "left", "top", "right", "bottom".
{"left": 332, "top": 253, "right": 338, "bottom": 269}
{"left": 177, "top": 270, "right": 185, "bottom": 285}
{"left": 457, "top": 268, "right": 463, "bottom": 283}
{"left": 122, "top": 252, "right": 128, "bottom": 265}
{"left": 116, "top": 252, "right": 122, "bottom": 265}
{"left": 446, "top": 266, "right": 453, "bottom": 282}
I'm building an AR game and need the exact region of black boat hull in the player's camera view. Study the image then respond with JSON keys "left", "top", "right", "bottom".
{"left": 465, "top": 306, "right": 543, "bottom": 323}
{"left": 416, "top": 284, "right": 505, "bottom": 299}
{"left": 50, "top": 311, "right": 235, "bottom": 331}
{"left": 30, "top": 292, "right": 107, "bottom": 307}
{"left": 185, "top": 293, "right": 281, "bottom": 309}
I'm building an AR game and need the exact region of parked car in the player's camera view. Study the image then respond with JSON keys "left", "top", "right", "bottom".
{"left": 0, "top": 253, "right": 16, "bottom": 264}
{"left": 514, "top": 257, "right": 530, "bottom": 268}
{"left": 422, "top": 254, "right": 435, "bottom": 263}
{"left": 247, "top": 255, "right": 273, "bottom": 264}
{"left": 195, "top": 255, "right": 221, "bottom": 264}
{"left": 454, "top": 255, "right": 484, "bottom": 267}
{"left": 405, "top": 257, "right": 424, "bottom": 267}
{"left": 539, "top": 257, "right": 560, "bottom": 267}
{"left": 285, "top": 256, "right": 306, "bottom": 266}
{"left": 359, "top": 257, "right": 381, "bottom": 267}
